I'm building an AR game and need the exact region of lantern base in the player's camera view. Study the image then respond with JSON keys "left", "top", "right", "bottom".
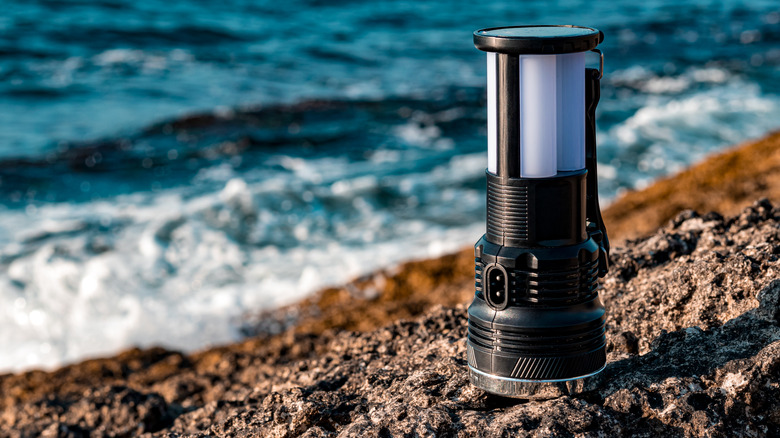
{"left": 468, "top": 364, "right": 605, "bottom": 399}
{"left": 467, "top": 229, "right": 609, "bottom": 396}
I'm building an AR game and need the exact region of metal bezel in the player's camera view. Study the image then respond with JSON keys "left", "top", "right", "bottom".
{"left": 474, "top": 25, "right": 603, "bottom": 55}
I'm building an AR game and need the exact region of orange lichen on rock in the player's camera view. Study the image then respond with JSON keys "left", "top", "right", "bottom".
{"left": 603, "top": 130, "right": 780, "bottom": 241}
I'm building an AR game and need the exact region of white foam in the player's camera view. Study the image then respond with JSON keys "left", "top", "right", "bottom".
{"left": 93, "top": 48, "right": 194, "bottom": 71}
{"left": 394, "top": 122, "right": 442, "bottom": 147}
{"left": 601, "top": 77, "right": 779, "bottom": 193}
{"left": 609, "top": 65, "right": 733, "bottom": 94}
{"left": 0, "top": 151, "right": 486, "bottom": 373}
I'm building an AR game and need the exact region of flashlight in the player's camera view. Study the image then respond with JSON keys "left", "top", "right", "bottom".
{"left": 467, "top": 25, "right": 610, "bottom": 398}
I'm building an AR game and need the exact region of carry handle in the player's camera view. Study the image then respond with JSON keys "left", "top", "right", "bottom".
{"left": 585, "top": 67, "right": 610, "bottom": 277}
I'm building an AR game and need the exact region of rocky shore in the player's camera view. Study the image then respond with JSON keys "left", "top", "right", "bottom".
{"left": 2, "top": 132, "right": 780, "bottom": 437}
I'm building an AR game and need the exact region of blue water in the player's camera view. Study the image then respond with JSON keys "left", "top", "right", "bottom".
{"left": 1, "top": 0, "right": 779, "bottom": 372}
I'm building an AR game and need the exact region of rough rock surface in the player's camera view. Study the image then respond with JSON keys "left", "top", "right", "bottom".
{"left": 2, "top": 200, "right": 780, "bottom": 437}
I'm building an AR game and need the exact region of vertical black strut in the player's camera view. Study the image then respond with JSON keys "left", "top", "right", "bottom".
{"left": 496, "top": 54, "right": 520, "bottom": 178}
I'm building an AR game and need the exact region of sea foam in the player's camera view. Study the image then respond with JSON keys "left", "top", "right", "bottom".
{"left": 0, "top": 153, "right": 485, "bottom": 372}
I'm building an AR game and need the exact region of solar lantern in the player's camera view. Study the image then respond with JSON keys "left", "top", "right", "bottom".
{"left": 466, "top": 25, "right": 611, "bottom": 398}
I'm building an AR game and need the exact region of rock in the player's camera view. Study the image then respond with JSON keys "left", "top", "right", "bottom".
{"left": 1, "top": 200, "right": 779, "bottom": 437}
{"left": 0, "top": 386, "right": 174, "bottom": 438}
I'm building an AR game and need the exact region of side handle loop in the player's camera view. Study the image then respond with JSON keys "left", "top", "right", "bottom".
{"left": 590, "top": 49, "right": 604, "bottom": 80}
{"left": 585, "top": 67, "right": 609, "bottom": 277}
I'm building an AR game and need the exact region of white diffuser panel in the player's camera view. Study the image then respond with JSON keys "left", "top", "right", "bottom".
{"left": 487, "top": 52, "right": 497, "bottom": 173}
{"left": 520, "top": 55, "right": 557, "bottom": 178}
{"left": 555, "top": 52, "right": 586, "bottom": 171}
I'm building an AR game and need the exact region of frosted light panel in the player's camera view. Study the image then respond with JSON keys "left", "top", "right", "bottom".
{"left": 520, "top": 55, "right": 557, "bottom": 178}
{"left": 556, "top": 53, "right": 586, "bottom": 171}
{"left": 487, "top": 53, "right": 497, "bottom": 173}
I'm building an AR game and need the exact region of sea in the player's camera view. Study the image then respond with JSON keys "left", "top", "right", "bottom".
{"left": 1, "top": 0, "right": 779, "bottom": 372}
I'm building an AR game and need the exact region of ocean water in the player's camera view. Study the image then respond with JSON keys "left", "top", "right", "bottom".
{"left": 1, "top": 0, "right": 779, "bottom": 372}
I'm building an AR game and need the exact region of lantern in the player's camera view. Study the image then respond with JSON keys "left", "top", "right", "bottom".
{"left": 467, "top": 25, "right": 611, "bottom": 398}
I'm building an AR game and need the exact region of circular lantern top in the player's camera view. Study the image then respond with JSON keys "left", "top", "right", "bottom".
{"left": 474, "top": 25, "right": 603, "bottom": 55}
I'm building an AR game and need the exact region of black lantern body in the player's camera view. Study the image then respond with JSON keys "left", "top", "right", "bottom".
{"left": 467, "top": 25, "right": 610, "bottom": 398}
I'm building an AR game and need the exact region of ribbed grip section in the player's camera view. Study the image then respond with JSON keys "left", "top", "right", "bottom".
{"left": 486, "top": 177, "right": 528, "bottom": 244}
{"left": 485, "top": 170, "right": 587, "bottom": 247}
{"left": 467, "top": 308, "right": 607, "bottom": 380}
{"left": 468, "top": 317, "right": 606, "bottom": 356}
{"left": 474, "top": 258, "right": 484, "bottom": 295}
{"left": 520, "top": 258, "right": 599, "bottom": 305}
{"left": 467, "top": 342, "right": 606, "bottom": 380}
{"left": 474, "top": 261, "right": 599, "bottom": 306}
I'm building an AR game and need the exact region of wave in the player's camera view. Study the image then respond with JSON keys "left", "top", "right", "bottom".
{"left": 599, "top": 75, "right": 780, "bottom": 194}
{"left": 0, "top": 158, "right": 485, "bottom": 373}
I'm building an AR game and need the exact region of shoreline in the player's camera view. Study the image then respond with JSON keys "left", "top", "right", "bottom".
{"left": 2, "top": 130, "right": 780, "bottom": 434}
{"left": 4, "top": 131, "right": 780, "bottom": 374}
{"left": 242, "top": 129, "right": 780, "bottom": 341}
{"left": 603, "top": 130, "right": 780, "bottom": 241}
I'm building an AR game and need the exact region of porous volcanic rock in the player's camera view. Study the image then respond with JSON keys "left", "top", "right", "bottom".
{"left": 1, "top": 200, "right": 779, "bottom": 437}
